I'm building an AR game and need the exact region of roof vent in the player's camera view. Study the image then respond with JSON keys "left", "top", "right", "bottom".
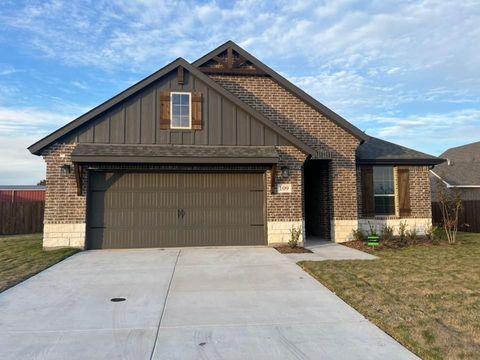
{"left": 447, "top": 158, "right": 453, "bottom": 166}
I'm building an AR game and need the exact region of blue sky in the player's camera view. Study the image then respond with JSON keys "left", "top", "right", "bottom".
{"left": 0, "top": 0, "right": 479, "bottom": 184}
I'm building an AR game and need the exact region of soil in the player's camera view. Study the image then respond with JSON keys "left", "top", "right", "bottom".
{"left": 275, "top": 246, "right": 313, "bottom": 254}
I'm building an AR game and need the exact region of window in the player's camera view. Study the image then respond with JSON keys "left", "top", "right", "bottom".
{"left": 373, "top": 166, "right": 395, "bottom": 215}
{"left": 170, "top": 92, "right": 191, "bottom": 129}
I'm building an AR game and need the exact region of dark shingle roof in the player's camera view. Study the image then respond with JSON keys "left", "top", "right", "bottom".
{"left": 356, "top": 136, "right": 444, "bottom": 165}
{"left": 432, "top": 142, "right": 480, "bottom": 186}
{"left": 71, "top": 144, "right": 278, "bottom": 164}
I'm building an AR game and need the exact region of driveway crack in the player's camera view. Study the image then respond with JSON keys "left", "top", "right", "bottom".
{"left": 149, "top": 249, "right": 181, "bottom": 360}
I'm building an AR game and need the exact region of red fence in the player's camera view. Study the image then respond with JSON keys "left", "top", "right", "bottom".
{"left": 0, "top": 202, "right": 44, "bottom": 235}
{"left": 432, "top": 200, "right": 480, "bottom": 233}
{"left": 0, "top": 190, "right": 45, "bottom": 202}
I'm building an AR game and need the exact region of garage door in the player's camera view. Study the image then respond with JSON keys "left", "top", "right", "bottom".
{"left": 87, "top": 172, "right": 266, "bottom": 249}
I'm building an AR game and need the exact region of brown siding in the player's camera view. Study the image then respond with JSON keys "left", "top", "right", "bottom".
{"left": 69, "top": 70, "right": 289, "bottom": 148}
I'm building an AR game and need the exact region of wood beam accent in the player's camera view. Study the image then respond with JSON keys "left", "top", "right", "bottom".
{"left": 232, "top": 55, "right": 247, "bottom": 68}
{"left": 270, "top": 164, "right": 277, "bottom": 194}
{"left": 227, "top": 47, "right": 233, "bottom": 69}
{"left": 177, "top": 66, "right": 184, "bottom": 85}
{"left": 213, "top": 56, "right": 228, "bottom": 67}
{"left": 74, "top": 163, "right": 83, "bottom": 196}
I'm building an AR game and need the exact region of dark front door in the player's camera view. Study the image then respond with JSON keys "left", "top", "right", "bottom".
{"left": 87, "top": 172, "right": 266, "bottom": 249}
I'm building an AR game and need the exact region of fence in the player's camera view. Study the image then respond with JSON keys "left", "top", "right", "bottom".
{"left": 0, "top": 202, "right": 44, "bottom": 235}
{"left": 432, "top": 200, "right": 480, "bottom": 233}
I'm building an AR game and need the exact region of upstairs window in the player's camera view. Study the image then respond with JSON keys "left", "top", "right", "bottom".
{"left": 170, "top": 92, "right": 191, "bottom": 129}
{"left": 373, "top": 166, "right": 395, "bottom": 215}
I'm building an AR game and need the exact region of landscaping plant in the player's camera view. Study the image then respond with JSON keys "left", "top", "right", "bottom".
{"left": 436, "top": 180, "right": 463, "bottom": 244}
{"left": 381, "top": 224, "right": 395, "bottom": 242}
{"left": 352, "top": 228, "right": 366, "bottom": 242}
{"left": 288, "top": 225, "right": 302, "bottom": 248}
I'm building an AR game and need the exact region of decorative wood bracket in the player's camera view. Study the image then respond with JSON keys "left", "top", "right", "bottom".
{"left": 74, "top": 163, "right": 83, "bottom": 196}
{"left": 177, "top": 66, "right": 184, "bottom": 85}
{"left": 270, "top": 164, "right": 277, "bottom": 194}
{"left": 198, "top": 46, "right": 266, "bottom": 76}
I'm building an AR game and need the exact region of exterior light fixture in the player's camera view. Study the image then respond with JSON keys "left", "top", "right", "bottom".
{"left": 281, "top": 166, "right": 289, "bottom": 178}
{"left": 61, "top": 164, "right": 71, "bottom": 176}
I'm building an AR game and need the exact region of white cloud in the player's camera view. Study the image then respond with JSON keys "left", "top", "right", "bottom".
{"left": 0, "top": 106, "right": 85, "bottom": 184}
{"left": 360, "top": 109, "right": 480, "bottom": 155}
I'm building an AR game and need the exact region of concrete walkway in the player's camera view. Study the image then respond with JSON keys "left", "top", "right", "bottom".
{"left": 285, "top": 239, "right": 378, "bottom": 262}
{"left": 0, "top": 247, "right": 415, "bottom": 359}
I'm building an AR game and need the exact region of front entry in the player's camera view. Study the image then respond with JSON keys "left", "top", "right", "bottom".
{"left": 87, "top": 172, "right": 266, "bottom": 249}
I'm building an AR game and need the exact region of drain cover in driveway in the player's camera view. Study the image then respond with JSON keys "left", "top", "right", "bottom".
{"left": 110, "top": 297, "right": 126, "bottom": 302}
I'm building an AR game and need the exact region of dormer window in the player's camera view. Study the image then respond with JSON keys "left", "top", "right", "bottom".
{"left": 170, "top": 92, "right": 191, "bottom": 129}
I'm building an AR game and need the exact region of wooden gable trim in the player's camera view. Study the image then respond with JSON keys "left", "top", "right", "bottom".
{"left": 193, "top": 41, "right": 368, "bottom": 142}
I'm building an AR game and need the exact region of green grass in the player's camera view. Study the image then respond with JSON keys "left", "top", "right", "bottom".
{"left": 0, "top": 234, "right": 79, "bottom": 293}
{"left": 300, "top": 232, "right": 480, "bottom": 360}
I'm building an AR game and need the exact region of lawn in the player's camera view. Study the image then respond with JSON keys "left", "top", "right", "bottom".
{"left": 300, "top": 232, "right": 480, "bottom": 360}
{"left": 0, "top": 234, "right": 79, "bottom": 293}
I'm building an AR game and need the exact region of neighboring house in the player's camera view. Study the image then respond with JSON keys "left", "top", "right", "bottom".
{"left": 28, "top": 41, "right": 443, "bottom": 250}
{"left": 430, "top": 141, "right": 480, "bottom": 201}
{"left": 0, "top": 185, "right": 46, "bottom": 202}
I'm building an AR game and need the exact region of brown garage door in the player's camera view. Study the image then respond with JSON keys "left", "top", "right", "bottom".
{"left": 87, "top": 172, "right": 266, "bottom": 249}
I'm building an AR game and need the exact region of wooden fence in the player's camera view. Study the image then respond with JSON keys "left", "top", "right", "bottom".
{"left": 0, "top": 202, "right": 44, "bottom": 235}
{"left": 432, "top": 200, "right": 480, "bottom": 233}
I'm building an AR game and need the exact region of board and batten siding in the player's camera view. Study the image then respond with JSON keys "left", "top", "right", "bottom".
{"left": 71, "top": 70, "right": 289, "bottom": 147}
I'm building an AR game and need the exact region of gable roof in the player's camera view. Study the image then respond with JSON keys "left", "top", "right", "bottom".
{"left": 193, "top": 41, "right": 368, "bottom": 142}
{"left": 29, "top": 58, "right": 316, "bottom": 156}
{"left": 431, "top": 142, "right": 480, "bottom": 186}
{"left": 356, "top": 136, "right": 444, "bottom": 166}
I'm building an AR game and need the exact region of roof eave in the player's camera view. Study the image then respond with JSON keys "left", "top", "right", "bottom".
{"left": 357, "top": 158, "right": 445, "bottom": 166}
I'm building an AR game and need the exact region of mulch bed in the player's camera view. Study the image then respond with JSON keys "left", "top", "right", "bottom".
{"left": 275, "top": 246, "right": 313, "bottom": 254}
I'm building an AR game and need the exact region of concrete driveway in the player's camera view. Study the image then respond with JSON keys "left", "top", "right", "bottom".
{"left": 0, "top": 247, "right": 417, "bottom": 359}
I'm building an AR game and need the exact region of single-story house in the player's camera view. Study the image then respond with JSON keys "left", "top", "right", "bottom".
{"left": 430, "top": 141, "right": 480, "bottom": 201}
{"left": 29, "top": 41, "right": 443, "bottom": 249}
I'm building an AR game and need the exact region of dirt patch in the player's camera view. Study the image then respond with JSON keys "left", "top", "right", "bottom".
{"left": 275, "top": 246, "right": 313, "bottom": 254}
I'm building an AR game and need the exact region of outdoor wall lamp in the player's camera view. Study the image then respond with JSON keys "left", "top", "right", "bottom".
{"left": 61, "top": 164, "right": 71, "bottom": 176}
{"left": 281, "top": 166, "right": 289, "bottom": 178}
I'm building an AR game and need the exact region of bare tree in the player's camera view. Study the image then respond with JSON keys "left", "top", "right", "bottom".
{"left": 436, "top": 179, "right": 463, "bottom": 244}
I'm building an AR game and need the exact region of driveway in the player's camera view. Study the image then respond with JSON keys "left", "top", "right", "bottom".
{"left": 0, "top": 247, "right": 417, "bottom": 359}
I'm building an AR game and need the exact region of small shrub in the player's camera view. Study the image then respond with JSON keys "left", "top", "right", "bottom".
{"left": 381, "top": 225, "right": 395, "bottom": 242}
{"left": 398, "top": 221, "right": 408, "bottom": 246}
{"left": 367, "top": 221, "right": 379, "bottom": 236}
{"left": 425, "top": 224, "right": 444, "bottom": 244}
{"left": 406, "top": 225, "right": 418, "bottom": 243}
{"left": 289, "top": 225, "right": 302, "bottom": 248}
{"left": 352, "top": 228, "right": 366, "bottom": 242}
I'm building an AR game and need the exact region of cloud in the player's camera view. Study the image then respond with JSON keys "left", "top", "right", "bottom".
{"left": 360, "top": 109, "right": 480, "bottom": 155}
{"left": 0, "top": 105, "right": 85, "bottom": 184}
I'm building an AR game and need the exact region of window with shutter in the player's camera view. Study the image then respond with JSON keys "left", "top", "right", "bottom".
{"left": 170, "top": 92, "right": 191, "bottom": 129}
{"left": 373, "top": 166, "right": 395, "bottom": 215}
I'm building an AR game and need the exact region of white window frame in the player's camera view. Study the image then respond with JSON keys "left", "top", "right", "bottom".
{"left": 170, "top": 92, "right": 192, "bottom": 129}
{"left": 373, "top": 166, "right": 396, "bottom": 216}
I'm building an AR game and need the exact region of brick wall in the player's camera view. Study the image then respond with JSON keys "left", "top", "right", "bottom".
{"left": 210, "top": 75, "right": 360, "bottom": 225}
{"left": 42, "top": 143, "right": 87, "bottom": 224}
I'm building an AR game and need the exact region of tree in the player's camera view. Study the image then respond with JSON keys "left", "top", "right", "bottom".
{"left": 435, "top": 179, "right": 462, "bottom": 244}
{"left": 37, "top": 179, "right": 46, "bottom": 186}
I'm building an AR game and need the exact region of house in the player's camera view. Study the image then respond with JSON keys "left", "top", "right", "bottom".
{"left": 0, "top": 185, "right": 46, "bottom": 202}
{"left": 28, "top": 41, "right": 443, "bottom": 249}
{"left": 430, "top": 141, "right": 480, "bottom": 201}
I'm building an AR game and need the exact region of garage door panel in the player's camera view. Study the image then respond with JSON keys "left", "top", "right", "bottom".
{"left": 87, "top": 172, "right": 266, "bottom": 249}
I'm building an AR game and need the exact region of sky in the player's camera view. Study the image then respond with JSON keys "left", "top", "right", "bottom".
{"left": 0, "top": 0, "right": 479, "bottom": 184}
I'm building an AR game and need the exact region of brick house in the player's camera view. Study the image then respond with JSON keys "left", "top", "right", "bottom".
{"left": 29, "top": 41, "right": 443, "bottom": 249}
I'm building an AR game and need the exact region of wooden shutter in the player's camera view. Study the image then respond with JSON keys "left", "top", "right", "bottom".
{"left": 361, "top": 166, "right": 375, "bottom": 217}
{"left": 160, "top": 91, "right": 170, "bottom": 129}
{"left": 191, "top": 92, "right": 202, "bottom": 130}
{"left": 398, "top": 168, "right": 411, "bottom": 217}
